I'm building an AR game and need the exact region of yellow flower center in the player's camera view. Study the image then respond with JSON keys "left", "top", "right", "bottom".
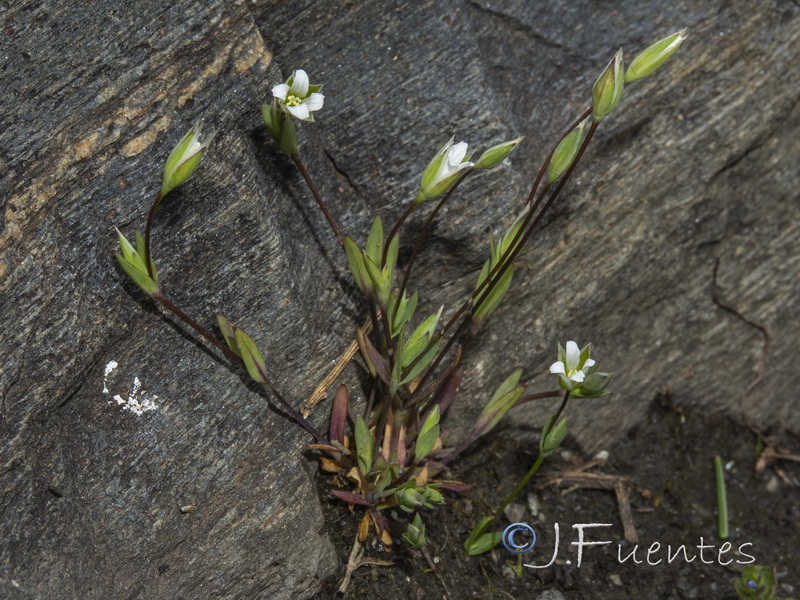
{"left": 285, "top": 94, "right": 302, "bottom": 107}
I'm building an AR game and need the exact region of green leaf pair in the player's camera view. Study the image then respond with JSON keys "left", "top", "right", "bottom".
{"left": 403, "top": 513, "right": 427, "bottom": 550}
{"left": 473, "top": 369, "right": 525, "bottom": 437}
{"left": 539, "top": 415, "right": 568, "bottom": 457}
{"left": 395, "top": 306, "right": 443, "bottom": 386}
{"left": 464, "top": 516, "right": 502, "bottom": 556}
{"left": 414, "top": 405, "right": 441, "bottom": 461}
{"left": 216, "top": 314, "right": 269, "bottom": 385}
{"left": 354, "top": 416, "right": 375, "bottom": 475}
{"left": 473, "top": 212, "right": 525, "bottom": 322}
{"left": 344, "top": 216, "right": 398, "bottom": 306}
{"left": 387, "top": 290, "right": 418, "bottom": 338}
{"left": 115, "top": 229, "right": 159, "bottom": 297}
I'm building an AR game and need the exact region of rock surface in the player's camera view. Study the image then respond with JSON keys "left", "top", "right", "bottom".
{"left": 1, "top": 0, "right": 798, "bottom": 597}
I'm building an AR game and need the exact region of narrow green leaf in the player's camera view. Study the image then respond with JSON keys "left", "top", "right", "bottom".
{"left": 473, "top": 369, "right": 524, "bottom": 436}
{"left": 216, "top": 314, "right": 242, "bottom": 358}
{"left": 415, "top": 406, "right": 440, "bottom": 460}
{"left": 466, "top": 532, "right": 503, "bottom": 556}
{"left": 464, "top": 516, "right": 502, "bottom": 555}
{"left": 384, "top": 232, "right": 399, "bottom": 275}
{"left": 115, "top": 228, "right": 137, "bottom": 263}
{"left": 234, "top": 328, "right": 268, "bottom": 385}
{"left": 389, "top": 291, "right": 417, "bottom": 337}
{"left": 473, "top": 265, "right": 513, "bottom": 322}
{"left": 355, "top": 416, "right": 374, "bottom": 475}
{"left": 365, "top": 216, "right": 383, "bottom": 266}
{"left": 134, "top": 231, "right": 158, "bottom": 286}
{"left": 344, "top": 236, "right": 369, "bottom": 294}
{"left": 115, "top": 253, "right": 159, "bottom": 297}
{"left": 400, "top": 338, "right": 440, "bottom": 385}
{"left": 363, "top": 254, "right": 389, "bottom": 305}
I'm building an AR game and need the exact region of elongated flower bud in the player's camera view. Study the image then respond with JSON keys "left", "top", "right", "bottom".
{"left": 416, "top": 137, "right": 474, "bottom": 203}
{"left": 547, "top": 117, "right": 590, "bottom": 184}
{"left": 474, "top": 136, "right": 524, "bottom": 170}
{"left": 161, "top": 120, "right": 216, "bottom": 197}
{"left": 626, "top": 29, "right": 688, "bottom": 83}
{"left": 592, "top": 49, "right": 625, "bottom": 122}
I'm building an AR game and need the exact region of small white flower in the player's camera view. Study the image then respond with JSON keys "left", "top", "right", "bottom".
{"left": 549, "top": 341, "right": 596, "bottom": 390}
{"left": 272, "top": 69, "right": 325, "bottom": 121}
{"left": 417, "top": 136, "right": 474, "bottom": 202}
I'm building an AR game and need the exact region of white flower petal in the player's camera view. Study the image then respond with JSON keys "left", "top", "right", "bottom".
{"left": 287, "top": 103, "right": 310, "bottom": 120}
{"left": 305, "top": 92, "right": 325, "bottom": 112}
{"left": 449, "top": 141, "right": 469, "bottom": 165}
{"left": 437, "top": 136, "right": 455, "bottom": 156}
{"left": 569, "top": 370, "right": 586, "bottom": 383}
{"left": 565, "top": 341, "right": 580, "bottom": 370}
{"left": 272, "top": 83, "right": 289, "bottom": 100}
{"left": 549, "top": 361, "right": 566, "bottom": 375}
{"left": 434, "top": 159, "right": 455, "bottom": 183}
{"left": 583, "top": 358, "right": 596, "bottom": 369}
{"left": 291, "top": 69, "right": 310, "bottom": 97}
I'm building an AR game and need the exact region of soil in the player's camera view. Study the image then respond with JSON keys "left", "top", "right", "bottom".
{"left": 312, "top": 389, "right": 800, "bottom": 599}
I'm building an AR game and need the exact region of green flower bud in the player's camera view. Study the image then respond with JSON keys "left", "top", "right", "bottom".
{"left": 403, "top": 513, "right": 427, "bottom": 549}
{"left": 592, "top": 49, "right": 625, "bottom": 122}
{"left": 160, "top": 120, "right": 216, "bottom": 197}
{"left": 473, "top": 136, "right": 525, "bottom": 170}
{"left": 416, "top": 137, "right": 474, "bottom": 203}
{"left": 570, "top": 370, "right": 613, "bottom": 398}
{"left": 396, "top": 487, "right": 424, "bottom": 513}
{"left": 625, "top": 29, "right": 688, "bottom": 83}
{"left": 540, "top": 416, "right": 568, "bottom": 457}
{"left": 547, "top": 117, "right": 590, "bottom": 184}
{"left": 420, "top": 486, "right": 444, "bottom": 506}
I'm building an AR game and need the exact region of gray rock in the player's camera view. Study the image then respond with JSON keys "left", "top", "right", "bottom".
{"left": 1, "top": 0, "right": 798, "bottom": 598}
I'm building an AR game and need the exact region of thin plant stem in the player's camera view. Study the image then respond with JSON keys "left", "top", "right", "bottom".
{"left": 260, "top": 377, "right": 330, "bottom": 445}
{"left": 475, "top": 120, "right": 598, "bottom": 315}
{"left": 381, "top": 201, "right": 416, "bottom": 268}
{"left": 291, "top": 154, "right": 344, "bottom": 247}
{"left": 396, "top": 170, "right": 473, "bottom": 298}
{"left": 403, "top": 110, "right": 595, "bottom": 396}
{"left": 154, "top": 292, "right": 239, "bottom": 362}
{"left": 490, "top": 389, "right": 571, "bottom": 522}
{"left": 548, "top": 388, "right": 572, "bottom": 432}
{"left": 406, "top": 314, "right": 472, "bottom": 406}
{"left": 411, "top": 119, "right": 599, "bottom": 395}
{"left": 153, "top": 292, "right": 328, "bottom": 444}
{"left": 143, "top": 191, "right": 165, "bottom": 278}
{"left": 444, "top": 107, "right": 594, "bottom": 337}
{"left": 516, "top": 389, "right": 564, "bottom": 405}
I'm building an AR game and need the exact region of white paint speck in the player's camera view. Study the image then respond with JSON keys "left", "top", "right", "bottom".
{"left": 102, "top": 360, "right": 118, "bottom": 393}
{"left": 102, "top": 361, "right": 158, "bottom": 416}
